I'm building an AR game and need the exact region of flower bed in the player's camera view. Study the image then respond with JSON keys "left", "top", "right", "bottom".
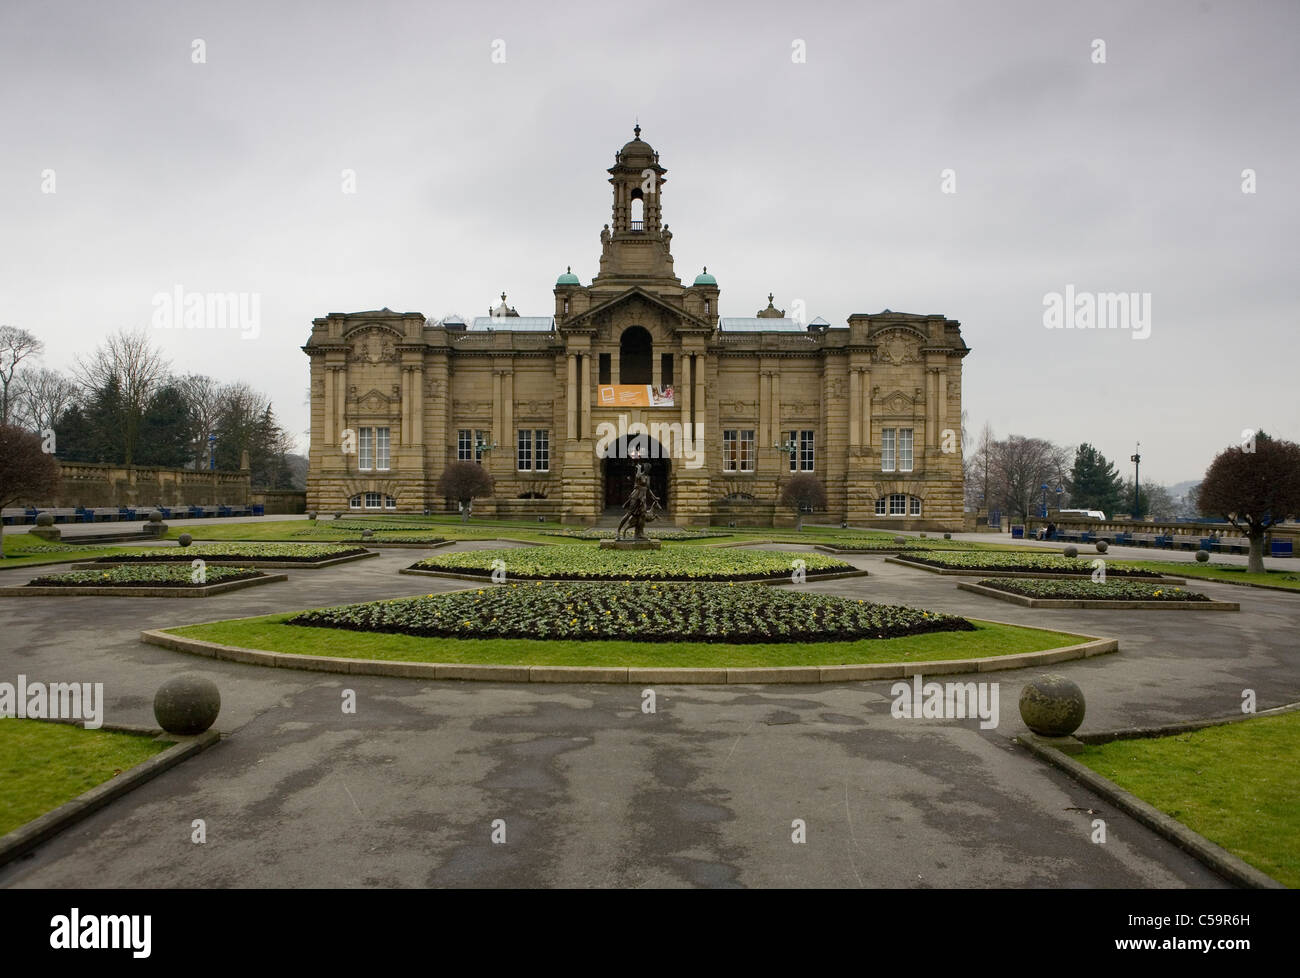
{"left": 410, "top": 545, "right": 853, "bottom": 581}
{"left": 974, "top": 579, "right": 1211, "bottom": 602}
{"left": 895, "top": 551, "right": 1153, "bottom": 576}
{"left": 287, "top": 581, "right": 974, "bottom": 643}
{"left": 541, "top": 528, "right": 729, "bottom": 541}
{"left": 88, "top": 543, "right": 368, "bottom": 563}
{"left": 27, "top": 565, "right": 264, "bottom": 588}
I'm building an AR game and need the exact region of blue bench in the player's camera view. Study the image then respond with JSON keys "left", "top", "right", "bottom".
{"left": 1270, "top": 539, "right": 1293, "bottom": 558}
{"left": 1011, "top": 526, "right": 1024, "bottom": 539}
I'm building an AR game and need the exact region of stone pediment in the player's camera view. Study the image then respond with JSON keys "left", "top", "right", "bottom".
{"left": 878, "top": 389, "right": 919, "bottom": 415}
{"left": 565, "top": 287, "right": 709, "bottom": 333}
{"left": 870, "top": 327, "right": 924, "bottom": 365}
{"left": 349, "top": 386, "right": 400, "bottom": 410}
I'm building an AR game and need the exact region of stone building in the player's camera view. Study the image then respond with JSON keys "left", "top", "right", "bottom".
{"left": 303, "top": 128, "right": 969, "bottom": 529}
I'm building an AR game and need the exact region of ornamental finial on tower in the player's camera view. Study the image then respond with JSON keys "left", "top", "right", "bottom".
{"left": 634, "top": 123, "right": 640, "bottom": 139}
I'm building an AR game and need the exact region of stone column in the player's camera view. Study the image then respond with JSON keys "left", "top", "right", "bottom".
{"left": 503, "top": 367, "right": 514, "bottom": 456}
{"left": 759, "top": 371, "right": 770, "bottom": 446}
{"left": 693, "top": 352, "right": 706, "bottom": 431}
{"left": 567, "top": 353, "right": 577, "bottom": 440}
{"left": 412, "top": 361, "right": 423, "bottom": 446}
{"left": 681, "top": 356, "right": 692, "bottom": 429}
{"left": 862, "top": 369, "right": 871, "bottom": 447}
{"left": 652, "top": 349, "right": 661, "bottom": 391}
{"left": 770, "top": 371, "right": 781, "bottom": 446}
{"left": 580, "top": 354, "right": 591, "bottom": 439}
{"left": 849, "top": 368, "right": 861, "bottom": 447}
{"left": 936, "top": 366, "right": 947, "bottom": 445}
{"left": 324, "top": 363, "right": 335, "bottom": 446}
{"left": 492, "top": 371, "right": 503, "bottom": 447}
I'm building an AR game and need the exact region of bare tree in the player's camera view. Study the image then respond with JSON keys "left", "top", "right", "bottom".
{"left": 0, "top": 424, "right": 62, "bottom": 558}
{"left": 0, "top": 326, "right": 44, "bottom": 427}
{"left": 74, "top": 328, "right": 170, "bottom": 465}
{"left": 14, "top": 366, "right": 78, "bottom": 434}
{"left": 965, "top": 422, "right": 997, "bottom": 512}
{"left": 176, "top": 373, "right": 223, "bottom": 468}
{"left": 436, "top": 461, "right": 495, "bottom": 522}
{"left": 1198, "top": 432, "right": 1300, "bottom": 573}
{"left": 991, "top": 434, "right": 1071, "bottom": 522}
{"left": 778, "top": 473, "right": 827, "bottom": 531}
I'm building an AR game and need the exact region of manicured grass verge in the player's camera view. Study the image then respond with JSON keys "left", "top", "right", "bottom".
{"left": 0, "top": 536, "right": 138, "bottom": 570}
{"left": 1126, "top": 561, "right": 1300, "bottom": 592}
{"left": 165, "top": 614, "right": 1091, "bottom": 668}
{"left": 0, "top": 719, "right": 169, "bottom": 837}
{"left": 1074, "top": 711, "right": 1300, "bottom": 888}
{"left": 411, "top": 544, "right": 852, "bottom": 582}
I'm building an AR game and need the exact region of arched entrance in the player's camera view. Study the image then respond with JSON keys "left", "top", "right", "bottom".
{"left": 602, "top": 433, "right": 670, "bottom": 514}
{"left": 619, "top": 325, "right": 653, "bottom": 384}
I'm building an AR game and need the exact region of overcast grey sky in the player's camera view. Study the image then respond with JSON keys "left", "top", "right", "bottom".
{"left": 2, "top": 0, "right": 1296, "bottom": 484}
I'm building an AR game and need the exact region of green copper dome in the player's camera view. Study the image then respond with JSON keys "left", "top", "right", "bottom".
{"left": 694, "top": 266, "right": 716, "bottom": 286}
{"left": 556, "top": 266, "right": 580, "bottom": 286}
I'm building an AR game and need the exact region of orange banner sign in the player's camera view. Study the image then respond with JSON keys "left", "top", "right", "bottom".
{"left": 597, "top": 384, "right": 675, "bottom": 408}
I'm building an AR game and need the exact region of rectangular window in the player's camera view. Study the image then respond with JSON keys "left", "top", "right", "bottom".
{"left": 890, "top": 493, "right": 907, "bottom": 515}
{"left": 385, "top": 495, "right": 397, "bottom": 509}
{"left": 910, "top": 495, "right": 921, "bottom": 516}
{"left": 881, "top": 428, "right": 896, "bottom": 472}
{"left": 739, "top": 430, "right": 755, "bottom": 472}
{"left": 475, "top": 429, "right": 488, "bottom": 463}
{"left": 365, "top": 491, "right": 383, "bottom": 509}
{"left": 788, "top": 429, "right": 798, "bottom": 472}
{"left": 458, "top": 429, "right": 473, "bottom": 462}
{"left": 535, "top": 429, "right": 549, "bottom": 472}
{"left": 898, "top": 428, "right": 913, "bottom": 473}
{"left": 661, "top": 354, "right": 674, "bottom": 387}
{"left": 875, "top": 497, "right": 886, "bottom": 516}
{"left": 349, "top": 494, "right": 361, "bottom": 510}
{"left": 799, "top": 430, "right": 815, "bottom": 471}
{"left": 359, "top": 427, "right": 374, "bottom": 470}
{"left": 517, "top": 429, "right": 532, "bottom": 471}
{"left": 723, "top": 430, "right": 738, "bottom": 472}
{"left": 599, "top": 353, "right": 612, "bottom": 385}
{"left": 376, "top": 427, "right": 390, "bottom": 471}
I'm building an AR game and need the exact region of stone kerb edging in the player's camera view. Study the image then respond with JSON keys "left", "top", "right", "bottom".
{"left": 884, "top": 555, "right": 1182, "bottom": 583}
{"left": 0, "top": 573, "right": 288, "bottom": 598}
{"left": 218, "top": 538, "right": 457, "bottom": 550}
{"left": 69, "top": 550, "right": 378, "bottom": 570}
{"left": 0, "top": 725, "right": 220, "bottom": 868}
{"left": 956, "top": 582, "right": 1240, "bottom": 611}
{"left": 1018, "top": 706, "right": 1300, "bottom": 890}
{"left": 140, "top": 625, "right": 1116, "bottom": 684}
{"left": 397, "top": 567, "right": 871, "bottom": 586}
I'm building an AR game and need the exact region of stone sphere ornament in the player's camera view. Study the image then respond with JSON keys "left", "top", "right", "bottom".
{"left": 308, "top": 511, "right": 317, "bottom": 521}
{"left": 1064, "top": 545, "right": 1078, "bottom": 558}
{"left": 1196, "top": 549, "right": 1210, "bottom": 563}
{"left": 894, "top": 536, "right": 906, "bottom": 544}
{"left": 361, "top": 528, "right": 374, "bottom": 539}
{"left": 178, "top": 533, "right": 193, "bottom": 547}
{"left": 153, "top": 674, "right": 221, "bottom": 735}
{"left": 149, "top": 510, "right": 163, "bottom": 523}
{"left": 1095, "top": 540, "right": 1108, "bottom": 553}
{"left": 36, "top": 512, "right": 54, "bottom": 527}
{"left": 943, "top": 532, "right": 952, "bottom": 540}
{"left": 1019, "top": 674, "right": 1086, "bottom": 737}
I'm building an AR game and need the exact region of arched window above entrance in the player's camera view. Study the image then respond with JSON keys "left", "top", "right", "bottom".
{"left": 619, "top": 325, "right": 653, "bottom": 384}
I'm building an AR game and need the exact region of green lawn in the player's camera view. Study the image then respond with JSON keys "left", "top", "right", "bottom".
{"left": 0, "top": 535, "right": 135, "bottom": 569}
{"left": 1126, "top": 560, "right": 1300, "bottom": 592}
{"left": 0, "top": 719, "right": 170, "bottom": 836}
{"left": 167, "top": 614, "right": 1092, "bottom": 668}
{"left": 1075, "top": 711, "right": 1300, "bottom": 888}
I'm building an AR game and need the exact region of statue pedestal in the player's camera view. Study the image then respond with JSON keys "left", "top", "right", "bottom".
{"left": 599, "top": 539, "right": 662, "bottom": 551}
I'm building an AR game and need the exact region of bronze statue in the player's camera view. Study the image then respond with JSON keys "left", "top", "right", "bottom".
{"left": 616, "top": 463, "right": 661, "bottom": 540}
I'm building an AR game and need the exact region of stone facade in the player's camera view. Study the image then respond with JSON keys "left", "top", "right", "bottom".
{"left": 304, "top": 129, "right": 969, "bottom": 529}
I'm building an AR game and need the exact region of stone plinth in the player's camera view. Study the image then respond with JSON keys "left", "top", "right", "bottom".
{"left": 599, "top": 539, "right": 662, "bottom": 550}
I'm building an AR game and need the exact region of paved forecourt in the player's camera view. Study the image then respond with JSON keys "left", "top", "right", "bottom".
{"left": 1, "top": 540, "right": 1294, "bottom": 888}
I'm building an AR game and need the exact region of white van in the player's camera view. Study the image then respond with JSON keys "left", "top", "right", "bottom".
{"left": 1058, "top": 508, "right": 1106, "bottom": 520}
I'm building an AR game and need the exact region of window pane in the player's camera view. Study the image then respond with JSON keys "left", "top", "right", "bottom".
{"left": 723, "top": 430, "right": 736, "bottom": 471}
{"left": 458, "top": 429, "right": 472, "bottom": 461}
{"left": 517, "top": 429, "right": 531, "bottom": 470}
{"left": 875, "top": 497, "right": 886, "bottom": 515}
{"left": 882, "top": 428, "right": 895, "bottom": 472}
{"left": 535, "top": 430, "right": 549, "bottom": 471}
{"left": 800, "top": 430, "right": 814, "bottom": 471}
{"left": 365, "top": 491, "right": 382, "bottom": 508}
{"left": 599, "top": 353, "right": 612, "bottom": 385}
{"left": 349, "top": 494, "right": 361, "bottom": 509}
{"left": 376, "top": 428, "right": 390, "bottom": 470}
{"left": 740, "top": 430, "right": 755, "bottom": 472}
{"left": 890, "top": 493, "right": 906, "bottom": 515}
{"left": 910, "top": 495, "right": 921, "bottom": 515}
{"left": 475, "top": 430, "right": 487, "bottom": 462}
{"left": 359, "top": 427, "right": 373, "bottom": 470}
{"left": 385, "top": 495, "right": 396, "bottom": 509}
{"left": 788, "top": 430, "right": 797, "bottom": 472}
{"left": 899, "top": 428, "right": 912, "bottom": 472}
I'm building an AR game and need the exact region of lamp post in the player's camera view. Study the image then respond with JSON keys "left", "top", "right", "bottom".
{"left": 208, "top": 433, "right": 216, "bottom": 471}
{"left": 1130, "top": 442, "right": 1142, "bottom": 520}
{"left": 1040, "top": 484, "right": 1049, "bottom": 519}
{"left": 475, "top": 436, "right": 498, "bottom": 462}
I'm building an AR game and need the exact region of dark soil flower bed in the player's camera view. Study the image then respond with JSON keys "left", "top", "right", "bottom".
{"left": 287, "top": 581, "right": 975, "bottom": 644}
